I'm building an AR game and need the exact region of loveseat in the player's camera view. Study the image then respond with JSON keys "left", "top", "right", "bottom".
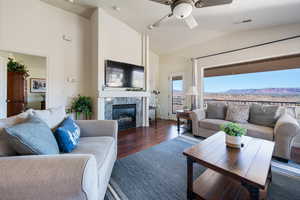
{"left": 190, "top": 103, "right": 300, "bottom": 160}
{"left": 0, "top": 107, "right": 117, "bottom": 200}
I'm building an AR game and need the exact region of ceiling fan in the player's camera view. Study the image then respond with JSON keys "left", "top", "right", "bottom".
{"left": 148, "top": 0, "right": 233, "bottom": 30}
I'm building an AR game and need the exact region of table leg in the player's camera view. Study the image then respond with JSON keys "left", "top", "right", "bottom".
{"left": 154, "top": 109, "right": 157, "bottom": 128}
{"left": 268, "top": 165, "right": 272, "bottom": 182}
{"left": 187, "top": 157, "right": 193, "bottom": 200}
{"left": 177, "top": 117, "right": 180, "bottom": 132}
{"left": 242, "top": 182, "right": 260, "bottom": 200}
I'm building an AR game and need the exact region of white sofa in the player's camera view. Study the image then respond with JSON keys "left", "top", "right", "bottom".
{"left": 0, "top": 107, "right": 117, "bottom": 200}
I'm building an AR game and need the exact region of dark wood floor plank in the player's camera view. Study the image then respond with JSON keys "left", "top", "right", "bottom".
{"left": 117, "top": 119, "right": 180, "bottom": 159}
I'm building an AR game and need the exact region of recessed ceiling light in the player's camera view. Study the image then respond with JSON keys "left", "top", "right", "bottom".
{"left": 66, "top": 0, "right": 75, "bottom": 3}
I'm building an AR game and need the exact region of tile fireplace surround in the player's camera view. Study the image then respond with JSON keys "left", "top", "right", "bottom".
{"left": 104, "top": 97, "right": 143, "bottom": 128}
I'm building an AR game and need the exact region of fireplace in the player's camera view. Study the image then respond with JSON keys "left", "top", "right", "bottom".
{"left": 112, "top": 104, "right": 136, "bottom": 130}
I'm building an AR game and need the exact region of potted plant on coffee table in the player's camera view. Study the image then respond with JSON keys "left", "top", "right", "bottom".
{"left": 220, "top": 122, "right": 247, "bottom": 148}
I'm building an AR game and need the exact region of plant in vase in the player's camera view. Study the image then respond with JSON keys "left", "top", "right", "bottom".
{"left": 220, "top": 122, "right": 247, "bottom": 148}
{"left": 70, "top": 95, "right": 92, "bottom": 120}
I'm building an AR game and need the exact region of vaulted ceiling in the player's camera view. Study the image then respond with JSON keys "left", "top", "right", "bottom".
{"left": 42, "top": 0, "right": 300, "bottom": 55}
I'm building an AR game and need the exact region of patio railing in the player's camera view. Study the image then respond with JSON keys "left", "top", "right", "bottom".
{"left": 204, "top": 99, "right": 300, "bottom": 107}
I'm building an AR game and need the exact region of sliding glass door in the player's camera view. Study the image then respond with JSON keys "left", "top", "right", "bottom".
{"left": 169, "top": 73, "right": 185, "bottom": 119}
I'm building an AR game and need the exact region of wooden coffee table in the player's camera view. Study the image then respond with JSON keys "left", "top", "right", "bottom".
{"left": 183, "top": 132, "right": 275, "bottom": 200}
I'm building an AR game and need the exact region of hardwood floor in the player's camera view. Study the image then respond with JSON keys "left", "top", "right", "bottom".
{"left": 117, "top": 119, "right": 183, "bottom": 159}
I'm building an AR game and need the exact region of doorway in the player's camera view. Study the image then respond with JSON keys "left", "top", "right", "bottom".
{"left": 0, "top": 51, "right": 47, "bottom": 118}
{"left": 169, "top": 73, "right": 185, "bottom": 119}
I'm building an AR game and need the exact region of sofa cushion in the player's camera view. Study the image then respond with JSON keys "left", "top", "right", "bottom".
{"left": 71, "top": 136, "right": 117, "bottom": 199}
{"left": 249, "top": 104, "right": 280, "bottom": 128}
{"left": 240, "top": 123, "right": 274, "bottom": 141}
{"left": 206, "top": 102, "right": 227, "bottom": 120}
{"left": 4, "top": 116, "right": 60, "bottom": 155}
{"left": 70, "top": 136, "right": 115, "bottom": 170}
{"left": 225, "top": 104, "right": 250, "bottom": 123}
{"left": 32, "top": 106, "right": 66, "bottom": 130}
{"left": 279, "top": 107, "right": 299, "bottom": 119}
{"left": 199, "top": 119, "right": 230, "bottom": 131}
{"left": 0, "top": 110, "right": 33, "bottom": 156}
{"left": 54, "top": 116, "right": 81, "bottom": 153}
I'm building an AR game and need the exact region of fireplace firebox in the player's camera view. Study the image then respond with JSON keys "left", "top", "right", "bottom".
{"left": 112, "top": 104, "right": 136, "bottom": 130}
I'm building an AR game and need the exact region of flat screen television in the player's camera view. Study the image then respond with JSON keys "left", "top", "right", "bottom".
{"left": 105, "top": 60, "right": 145, "bottom": 89}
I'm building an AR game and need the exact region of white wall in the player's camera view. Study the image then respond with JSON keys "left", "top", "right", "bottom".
{"left": 0, "top": 0, "right": 91, "bottom": 109}
{"left": 175, "top": 23, "right": 300, "bottom": 68}
{"left": 149, "top": 51, "right": 159, "bottom": 91}
{"left": 90, "top": 9, "right": 100, "bottom": 119}
{"left": 158, "top": 55, "right": 192, "bottom": 119}
{"left": 158, "top": 23, "right": 300, "bottom": 111}
{"left": 97, "top": 8, "right": 143, "bottom": 90}
{"left": 90, "top": 9, "right": 149, "bottom": 120}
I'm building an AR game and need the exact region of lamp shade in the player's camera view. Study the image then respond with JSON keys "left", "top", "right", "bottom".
{"left": 186, "top": 86, "right": 198, "bottom": 96}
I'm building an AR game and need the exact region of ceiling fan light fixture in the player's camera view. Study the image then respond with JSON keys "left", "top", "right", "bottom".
{"left": 173, "top": 3, "right": 193, "bottom": 19}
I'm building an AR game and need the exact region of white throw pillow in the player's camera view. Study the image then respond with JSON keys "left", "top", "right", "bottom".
{"left": 0, "top": 110, "right": 33, "bottom": 156}
{"left": 32, "top": 106, "right": 66, "bottom": 129}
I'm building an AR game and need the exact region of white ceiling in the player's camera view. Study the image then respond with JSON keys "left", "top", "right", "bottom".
{"left": 42, "top": 0, "right": 300, "bottom": 56}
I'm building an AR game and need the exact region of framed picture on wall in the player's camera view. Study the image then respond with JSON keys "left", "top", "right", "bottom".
{"left": 30, "top": 78, "right": 46, "bottom": 93}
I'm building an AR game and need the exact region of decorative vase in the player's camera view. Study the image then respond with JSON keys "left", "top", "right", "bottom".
{"left": 225, "top": 134, "right": 243, "bottom": 148}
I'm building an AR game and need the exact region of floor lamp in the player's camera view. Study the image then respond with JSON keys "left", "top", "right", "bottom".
{"left": 186, "top": 86, "right": 198, "bottom": 111}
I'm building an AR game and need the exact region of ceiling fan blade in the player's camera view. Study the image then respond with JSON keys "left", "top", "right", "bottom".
{"left": 184, "top": 15, "right": 198, "bottom": 29}
{"left": 195, "top": 0, "right": 233, "bottom": 8}
{"left": 148, "top": 0, "right": 173, "bottom": 6}
{"left": 148, "top": 13, "right": 173, "bottom": 30}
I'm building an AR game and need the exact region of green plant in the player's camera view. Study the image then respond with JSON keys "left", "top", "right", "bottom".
{"left": 7, "top": 57, "right": 30, "bottom": 77}
{"left": 71, "top": 95, "right": 92, "bottom": 119}
{"left": 220, "top": 122, "right": 246, "bottom": 137}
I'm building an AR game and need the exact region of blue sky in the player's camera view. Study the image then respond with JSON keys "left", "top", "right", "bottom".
{"left": 204, "top": 68, "right": 300, "bottom": 93}
{"left": 173, "top": 80, "right": 183, "bottom": 91}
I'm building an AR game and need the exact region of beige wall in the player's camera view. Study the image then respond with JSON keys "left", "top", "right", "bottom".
{"left": 0, "top": 0, "right": 91, "bottom": 109}
{"left": 157, "top": 23, "right": 300, "bottom": 115}
{"left": 158, "top": 55, "right": 192, "bottom": 119}
{"left": 149, "top": 51, "right": 159, "bottom": 91}
{"left": 90, "top": 8, "right": 147, "bottom": 119}
{"left": 97, "top": 8, "right": 143, "bottom": 89}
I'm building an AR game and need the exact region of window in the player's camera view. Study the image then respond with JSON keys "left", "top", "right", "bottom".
{"left": 204, "top": 68, "right": 300, "bottom": 118}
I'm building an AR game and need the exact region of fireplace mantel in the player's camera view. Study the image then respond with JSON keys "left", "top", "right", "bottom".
{"left": 99, "top": 91, "right": 150, "bottom": 98}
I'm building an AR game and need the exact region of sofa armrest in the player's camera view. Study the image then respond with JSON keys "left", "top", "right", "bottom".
{"left": 0, "top": 154, "right": 98, "bottom": 200}
{"left": 190, "top": 109, "right": 206, "bottom": 136}
{"left": 77, "top": 120, "right": 118, "bottom": 139}
{"left": 274, "top": 114, "right": 300, "bottom": 159}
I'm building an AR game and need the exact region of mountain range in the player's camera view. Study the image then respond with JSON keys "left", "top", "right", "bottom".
{"left": 224, "top": 88, "right": 300, "bottom": 95}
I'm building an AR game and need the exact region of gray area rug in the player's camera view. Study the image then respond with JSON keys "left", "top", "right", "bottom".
{"left": 107, "top": 136, "right": 300, "bottom": 200}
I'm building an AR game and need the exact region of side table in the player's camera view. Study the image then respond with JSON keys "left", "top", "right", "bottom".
{"left": 176, "top": 110, "right": 192, "bottom": 133}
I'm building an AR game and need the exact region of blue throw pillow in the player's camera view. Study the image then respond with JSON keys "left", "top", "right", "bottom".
{"left": 54, "top": 116, "right": 80, "bottom": 153}
{"left": 4, "top": 116, "right": 60, "bottom": 155}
